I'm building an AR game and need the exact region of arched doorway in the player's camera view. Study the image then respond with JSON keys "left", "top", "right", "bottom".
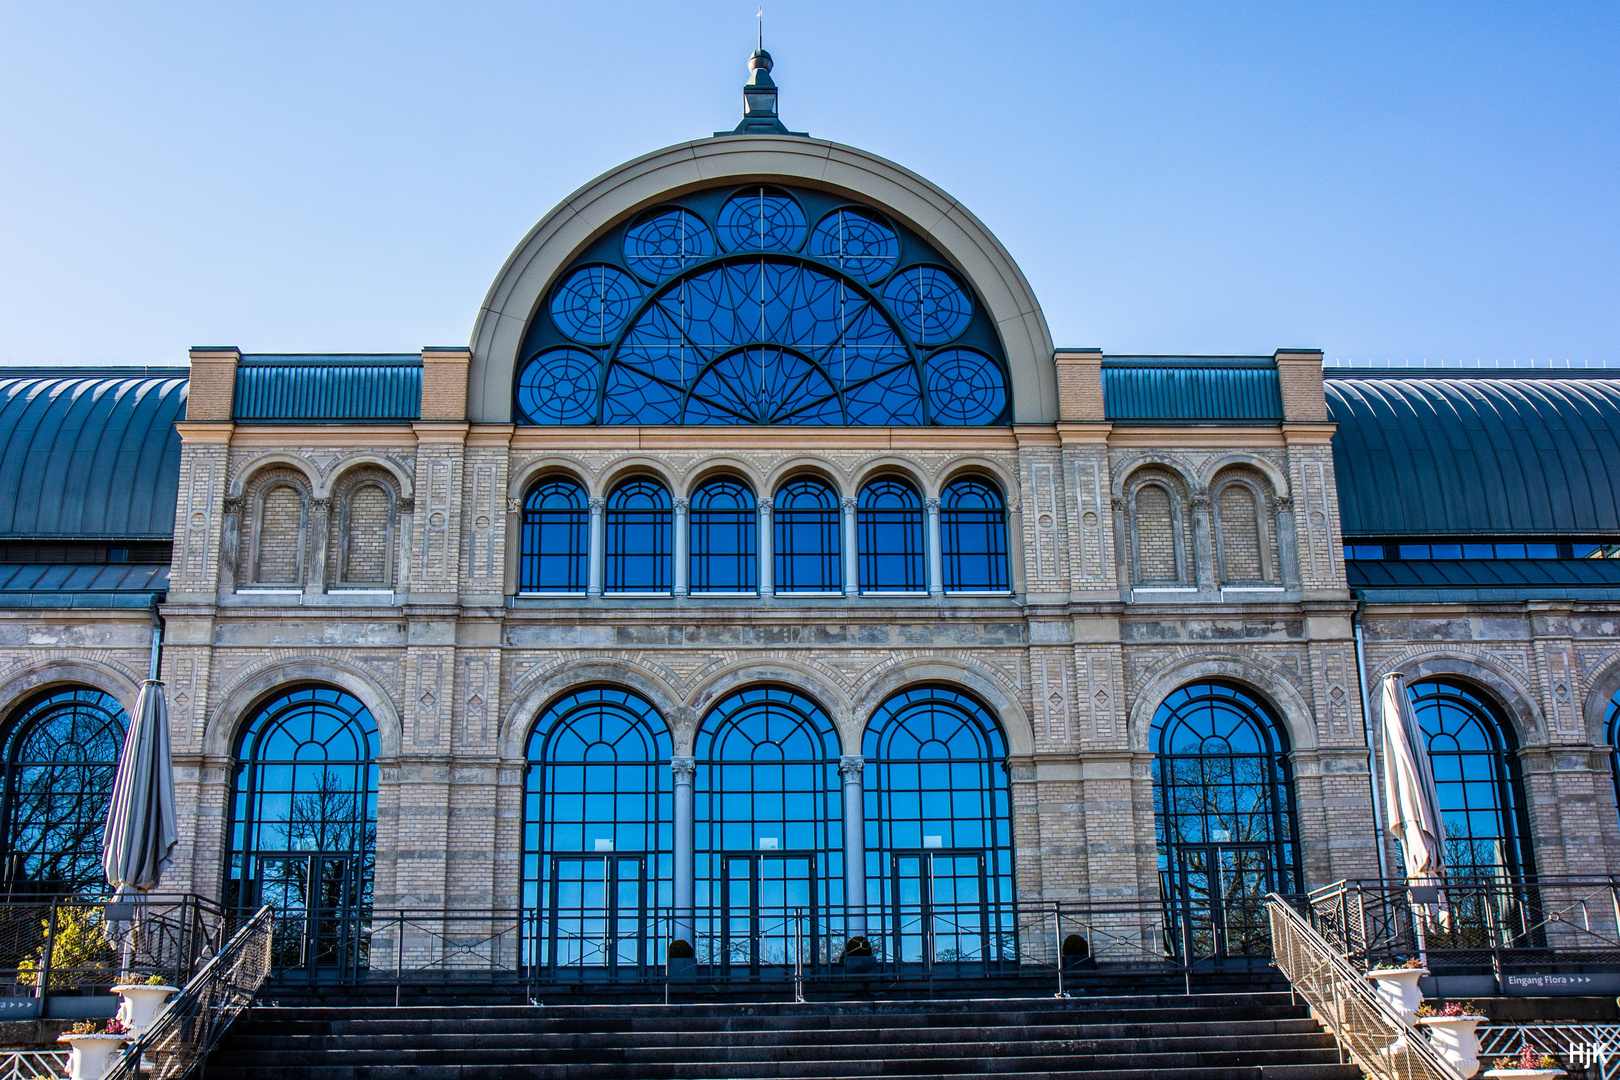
{"left": 226, "top": 686, "right": 378, "bottom": 977}
{"left": 693, "top": 687, "right": 842, "bottom": 977}
{"left": 1152, "top": 681, "right": 1301, "bottom": 963}
{"left": 862, "top": 686, "right": 1015, "bottom": 971}
{"left": 522, "top": 687, "right": 672, "bottom": 979}
{"left": 0, "top": 688, "right": 125, "bottom": 897}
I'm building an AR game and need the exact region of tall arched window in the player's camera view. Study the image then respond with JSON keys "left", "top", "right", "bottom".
{"left": 863, "top": 687, "right": 1015, "bottom": 968}
{"left": 1152, "top": 681, "right": 1299, "bottom": 960}
{"left": 1409, "top": 679, "right": 1534, "bottom": 881}
{"left": 689, "top": 479, "right": 757, "bottom": 594}
{"left": 1608, "top": 691, "right": 1620, "bottom": 835}
{"left": 605, "top": 479, "right": 671, "bottom": 594}
{"left": 520, "top": 478, "right": 589, "bottom": 593}
{"left": 227, "top": 687, "right": 378, "bottom": 974}
{"left": 774, "top": 478, "right": 841, "bottom": 593}
{"left": 940, "top": 478, "right": 1009, "bottom": 593}
{"left": 694, "top": 687, "right": 843, "bottom": 974}
{"left": 858, "top": 478, "right": 925, "bottom": 593}
{"left": 0, "top": 688, "right": 125, "bottom": 896}
{"left": 523, "top": 688, "right": 672, "bottom": 976}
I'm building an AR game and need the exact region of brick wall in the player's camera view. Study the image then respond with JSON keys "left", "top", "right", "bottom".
{"left": 1134, "top": 484, "right": 1178, "bottom": 582}
{"left": 254, "top": 480, "right": 305, "bottom": 584}
{"left": 1217, "top": 484, "right": 1263, "bottom": 582}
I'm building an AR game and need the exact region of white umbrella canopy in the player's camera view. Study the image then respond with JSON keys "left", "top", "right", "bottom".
{"left": 101, "top": 680, "right": 179, "bottom": 893}
{"left": 1379, "top": 672, "right": 1447, "bottom": 884}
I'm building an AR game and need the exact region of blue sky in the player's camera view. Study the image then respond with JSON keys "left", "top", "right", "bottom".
{"left": 0, "top": 2, "right": 1615, "bottom": 365}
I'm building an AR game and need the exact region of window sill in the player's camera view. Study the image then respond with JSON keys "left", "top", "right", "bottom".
{"left": 518, "top": 591, "right": 588, "bottom": 598}
{"left": 603, "top": 592, "right": 673, "bottom": 598}
{"left": 944, "top": 590, "right": 1013, "bottom": 597}
{"left": 687, "top": 591, "right": 759, "bottom": 598}
{"left": 237, "top": 588, "right": 301, "bottom": 594}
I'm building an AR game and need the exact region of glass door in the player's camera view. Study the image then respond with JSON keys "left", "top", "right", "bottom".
{"left": 1165, "top": 844, "right": 1274, "bottom": 963}
{"left": 888, "top": 849, "right": 990, "bottom": 970}
{"left": 254, "top": 853, "right": 368, "bottom": 978}
{"left": 717, "top": 852, "right": 817, "bottom": 978}
{"left": 546, "top": 854, "right": 648, "bottom": 978}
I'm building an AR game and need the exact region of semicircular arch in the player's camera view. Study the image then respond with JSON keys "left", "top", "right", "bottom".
{"left": 205, "top": 657, "right": 403, "bottom": 760}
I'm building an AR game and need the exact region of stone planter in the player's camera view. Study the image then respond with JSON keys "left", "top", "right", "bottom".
{"left": 1418, "top": 1015, "right": 1488, "bottom": 1078}
{"left": 58, "top": 1034, "right": 129, "bottom": 1080}
{"left": 1482, "top": 1070, "right": 1564, "bottom": 1080}
{"left": 666, "top": 956, "right": 695, "bottom": 979}
{"left": 843, "top": 954, "right": 876, "bottom": 975}
{"left": 112, "top": 983, "right": 177, "bottom": 1037}
{"left": 1365, "top": 967, "right": 1428, "bottom": 1022}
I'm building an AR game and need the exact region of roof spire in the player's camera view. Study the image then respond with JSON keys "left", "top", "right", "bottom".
{"left": 721, "top": 30, "right": 807, "bottom": 137}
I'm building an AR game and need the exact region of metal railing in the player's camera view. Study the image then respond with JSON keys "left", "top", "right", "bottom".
{"left": 1268, "top": 893, "right": 1459, "bottom": 1080}
{"left": 1479, "top": 1024, "right": 1620, "bottom": 1080}
{"left": 0, "top": 894, "right": 230, "bottom": 997}
{"left": 103, "top": 906, "right": 274, "bottom": 1080}
{"left": 0, "top": 1052, "right": 66, "bottom": 1079}
{"left": 1305, "top": 876, "right": 1620, "bottom": 974}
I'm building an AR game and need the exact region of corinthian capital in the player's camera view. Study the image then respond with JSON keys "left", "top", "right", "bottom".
{"left": 670, "top": 755, "right": 696, "bottom": 782}
{"left": 838, "top": 754, "right": 865, "bottom": 781}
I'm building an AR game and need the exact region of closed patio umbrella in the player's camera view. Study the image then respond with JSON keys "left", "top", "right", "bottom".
{"left": 1379, "top": 671, "right": 1447, "bottom": 958}
{"left": 102, "top": 679, "right": 179, "bottom": 893}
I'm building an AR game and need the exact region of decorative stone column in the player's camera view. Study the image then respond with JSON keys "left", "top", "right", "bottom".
{"left": 672, "top": 498, "right": 690, "bottom": 597}
{"left": 757, "top": 497, "right": 773, "bottom": 598}
{"left": 671, "top": 755, "right": 696, "bottom": 944}
{"left": 1274, "top": 496, "right": 1302, "bottom": 590}
{"left": 1189, "top": 490, "right": 1215, "bottom": 595}
{"left": 587, "top": 497, "right": 606, "bottom": 598}
{"left": 839, "top": 755, "right": 867, "bottom": 937}
{"left": 1111, "top": 496, "right": 1132, "bottom": 594}
{"left": 841, "top": 497, "right": 859, "bottom": 597}
{"left": 925, "top": 497, "right": 944, "bottom": 597}
{"left": 304, "top": 497, "right": 331, "bottom": 600}
{"left": 219, "top": 496, "right": 243, "bottom": 594}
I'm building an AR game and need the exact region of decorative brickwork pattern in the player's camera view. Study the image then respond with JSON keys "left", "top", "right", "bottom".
{"left": 249, "top": 471, "right": 307, "bottom": 586}
{"left": 1216, "top": 483, "right": 1263, "bottom": 583}
{"left": 1133, "top": 484, "right": 1178, "bottom": 583}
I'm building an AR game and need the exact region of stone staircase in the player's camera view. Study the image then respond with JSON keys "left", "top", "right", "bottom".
{"left": 206, "top": 987, "right": 1360, "bottom": 1079}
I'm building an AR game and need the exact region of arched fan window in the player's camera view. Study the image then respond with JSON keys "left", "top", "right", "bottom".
{"left": 515, "top": 185, "right": 1011, "bottom": 427}
{"left": 0, "top": 688, "right": 126, "bottom": 896}
{"left": 520, "top": 478, "right": 589, "bottom": 593}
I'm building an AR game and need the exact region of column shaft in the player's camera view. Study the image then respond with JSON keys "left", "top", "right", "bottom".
{"left": 757, "top": 498, "right": 773, "bottom": 597}
{"left": 842, "top": 498, "right": 859, "bottom": 597}
{"left": 673, "top": 499, "right": 690, "bottom": 597}
{"left": 672, "top": 756, "right": 696, "bottom": 944}
{"left": 587, "top": 498, "right": 605, "bottom": 597}
{"left": 925, "top": 497, "right": 944, "bottom": 597}
{"left": 840, "top": 755, "right": 866, "bottom": 937}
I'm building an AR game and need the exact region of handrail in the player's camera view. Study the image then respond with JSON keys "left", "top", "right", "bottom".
{"left": 1266, "top": 893, "right": 1460, "bottom": 1080}
{"left": 103, "top": 906, "right": 274, "bottom": 1080}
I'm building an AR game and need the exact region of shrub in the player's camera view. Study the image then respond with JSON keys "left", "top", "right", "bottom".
{"left": 146, "top": 973, "right": 170, "bottom": 986}
{"left": 666, "top": 938, "right": 694, "bottom": 960}
{"left": 1061, "top": 934, "right": 1089, "bottom": 957}
{"left": 17, "top": 906, "right": 112, "bottom": 989}
{"left": 843, "top": 936, "right": 872, "bottom": 958}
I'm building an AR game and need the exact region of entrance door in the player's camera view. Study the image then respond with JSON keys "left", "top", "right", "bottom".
{"left": 1165, "top": 845, "right": 1275, "bottom": 963}
{"left": 718, "top": 853, "right": 817, "bottom": 978}
{"left": 254, "top": 853, "right": 368, "bottom": 978}
{"left": 889, "top": 849, "right": 990, "bottom": 970}
{"left": 546, "top": 854, "right": 648, "bottom": 978}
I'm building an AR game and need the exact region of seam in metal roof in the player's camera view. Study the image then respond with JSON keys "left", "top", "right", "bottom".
{"left": 1102, "top": 356, "right": 1284, "bottom": 425}
{"left": 0, "top": 372, "right": 186, "bottom": 540}
{"left": 1328, "top": 375, "right": 1620, "bottom": 537}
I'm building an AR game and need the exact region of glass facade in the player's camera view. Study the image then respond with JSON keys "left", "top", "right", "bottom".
{"left": 605, "top": 479, "right": 672, "bottom": 594}
{"left": 0, "top": 688, "right": 125, "bottom": 896}
{"left": 858, "top": 478, "right": 926, "bottom": 593}
{"left": 1408, "top": 678, "right": 1535, "bottom": 880}
{"left": 520, "top": 478, "right": 589, "bottom": 593}
{"left": 523, "top": 687, "right": 673, "bottom": 974}
{"left": 773, "top": 478, "right": 841, "bottom": 593}
{"left": 689, "top": 479, "right": 757, "bottom": 594}
{"left": 862, "top": 687, "right": 1014, "bottom": 967}
{"left": 515, "top": 184, "right": 1012, "bottom": 428}
{"left": 940, "top": 478, "right": 1009, "bottom": 593}
{"left": 227, "top": 687, "right": 378, "bottom": 973}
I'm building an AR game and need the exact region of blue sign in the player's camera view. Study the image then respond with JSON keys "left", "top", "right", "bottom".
{"left": 1502, "top": 973, "right": 1620, "bottom": 996}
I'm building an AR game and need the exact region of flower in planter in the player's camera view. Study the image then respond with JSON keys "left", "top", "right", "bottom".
{"left": 145, "top": 973, "right": 169, "bottom": 986}
{"left": 105, "top": 1018, "right": 128, "bottom": 1036}
{"left": 1443, "top": 1001, "right": 1479, "bottom": 1018}
{"left": 1403, "top": 957, "right": 1425, "bottom": 969}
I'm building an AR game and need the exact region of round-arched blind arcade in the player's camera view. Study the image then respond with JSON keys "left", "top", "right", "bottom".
{"left": 515, "top": 185, "right": 1012, "bottom": 427}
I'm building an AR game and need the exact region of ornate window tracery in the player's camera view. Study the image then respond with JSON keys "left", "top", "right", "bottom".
{"left": 0, "top": 688, "right": 125, "bottom": 896}
{"left": 515, "top": 185, "right": 1011, "bottom": 427}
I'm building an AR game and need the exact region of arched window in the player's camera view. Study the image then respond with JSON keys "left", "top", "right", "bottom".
{"left": 0, "top": 688, "right": 125, "bottom": 896}
{"left": 689, "top": 479, "right": 757, "bottom": 594}
{"left": 605, "top": 479, "right": 671, "bottom": 594}
{"left": 250, "top": 474, "right": 308, "bottom": 586}
{"left": 694, "top": 687, "right": 843, "bottom": 974}
{"left": 523, "top": 688, "right": 672, "bottom": 975}
{"left": 337, "top": 482, "right": 394, "bottom": 587}
{"left": 1609, "top": 691, "right": 1620, "bottom": 834}
{"left": 521, "top": 478, "right": 589, "bottom": 593}
{"left": 514, "top": 184, "right": 1012, "bottom": 427}
{"left": 774, "top": 478, "right": 841, "bottom": 593}
{"left": 1152, "top": 681, "right": 1299, "bottom": 959}
{"left": 863, "top": 687, "right": 1015, "bottom": 968}
{"left": 940, "top": 478, "right": 1009, "bottom": 593}
{"left": 1409, "top": 679, "right": 1534, "bottom": 881}
{"left": 1132, "top": 482, "right": 1181, "bottom": 585}
{"left": 227, "top": 687, "right": 378, "bottom": 973}
{"left": 858, "top": 478, "right": 925, "bottom": 593}
{"left": 1214, "top": 480, "right": 1269, "bottom": 586}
